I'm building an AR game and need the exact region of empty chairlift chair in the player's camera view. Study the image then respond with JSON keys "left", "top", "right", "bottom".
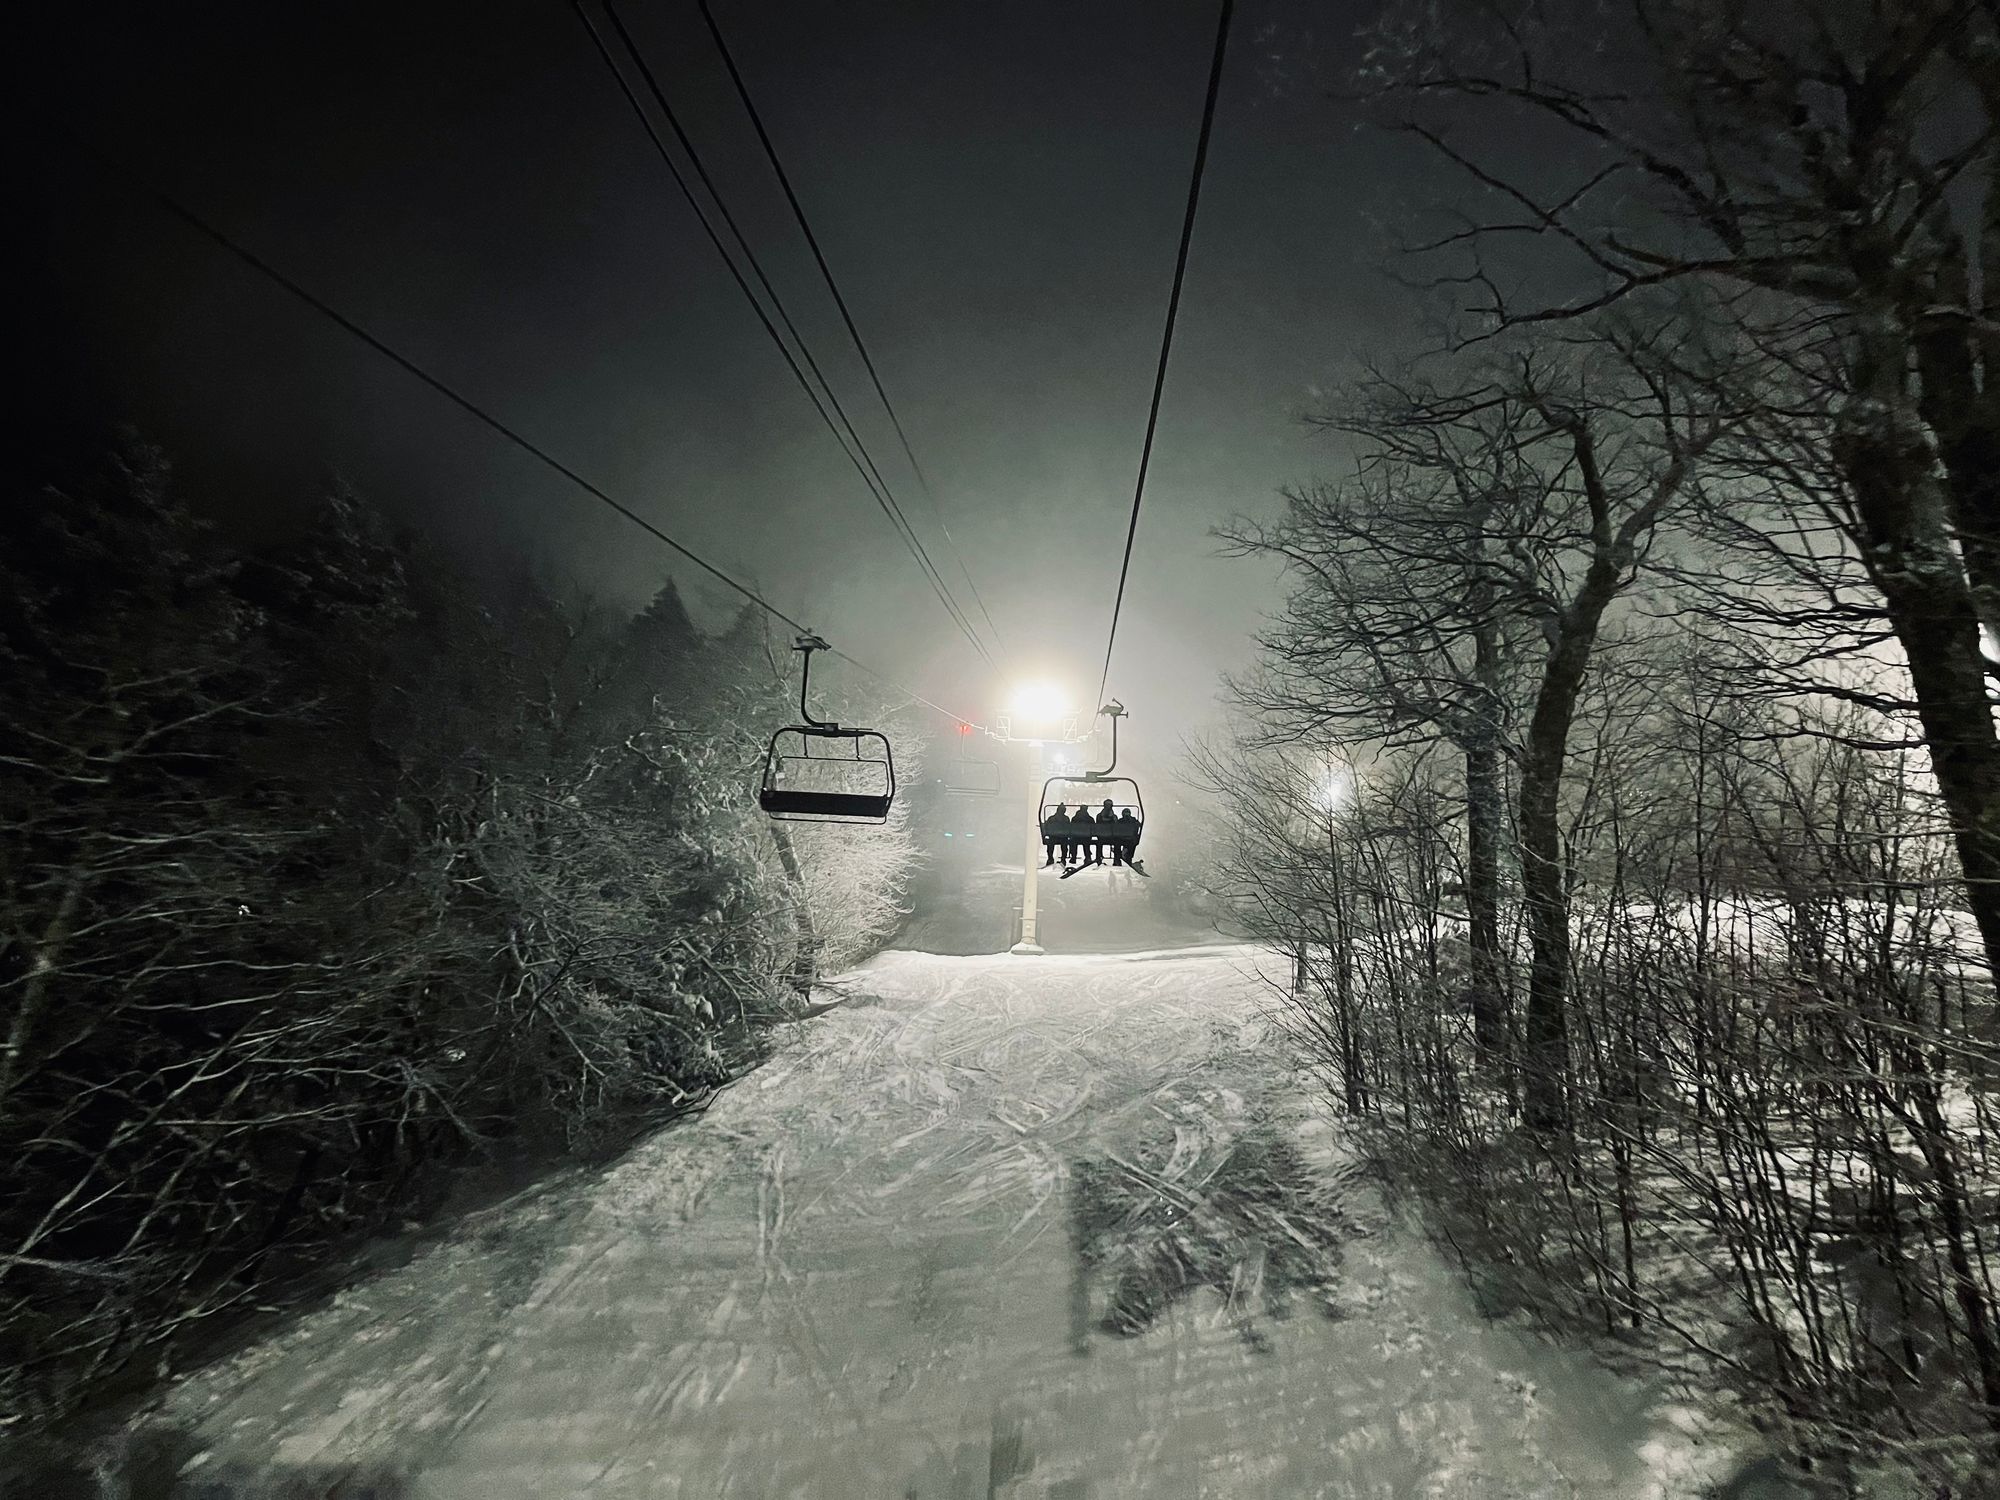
{"left": 759, "top": 635, "right": 896, "bottom": 825}
{"left": 942, "top": 723, "right": 1002, "bottom": 797}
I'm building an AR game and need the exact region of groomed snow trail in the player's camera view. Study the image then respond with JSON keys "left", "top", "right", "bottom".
{"left": 160, "top": 944, "right": 1718, "bottom": 1498}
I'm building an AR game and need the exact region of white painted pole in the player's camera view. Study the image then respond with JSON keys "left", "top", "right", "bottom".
{"left": 1011, "top": 737, "right": 1045, "bottom": 955}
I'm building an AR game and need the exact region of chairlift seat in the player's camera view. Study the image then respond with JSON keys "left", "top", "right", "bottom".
{"left": 760, "top": 723, "right": 896, "bottom": 825}
{"left": 943, "top": 758, "right": 1001, "bottom": 797}
{"left": 759, "top": 786, "right": 894, "bottom": 822}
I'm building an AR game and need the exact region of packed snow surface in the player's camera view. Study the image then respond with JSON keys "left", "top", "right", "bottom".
{"left": 160, "top": 940, "right": 1725, "bottom": 1497}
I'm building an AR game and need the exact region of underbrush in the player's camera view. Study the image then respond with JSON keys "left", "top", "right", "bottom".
{"left": 0, "top": 445, "right": 913, "bottom": 1428}
{"left": 1307, "top": 904, "right": 2000, "bottom": 1496}
{"left": 1213, "top": 726, "right": 2000, "bottom": 1495}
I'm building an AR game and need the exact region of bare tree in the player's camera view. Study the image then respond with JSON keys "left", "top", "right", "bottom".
{"left": 1219, "top": 378, "right": 1535, "bottom": 1058}
{"left": 1373, "top": 0, "right": 2000, "bottom": 991}
{"left": 1231, "top": 328, "right": 1721, "bottom": 1125}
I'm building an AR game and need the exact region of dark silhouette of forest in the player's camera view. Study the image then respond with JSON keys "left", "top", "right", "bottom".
{"left": 0, "top": 439, "right": 912, "bottom": 1424}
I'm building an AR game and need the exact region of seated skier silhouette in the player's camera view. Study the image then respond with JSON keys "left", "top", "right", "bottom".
{"left": 1062, "top": 804, "right": 1090, "bottom": 865}
{"left": 1112, "top": 805, "right": 1143, "bottom": 868}
{"left": 1041, "top": 803, "right": 1070, "bottom": 867}
{"left": 1068, "top": 803, "right": 1099, "bottom": 870}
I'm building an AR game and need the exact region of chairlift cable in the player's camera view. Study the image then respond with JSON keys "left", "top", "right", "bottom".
{"left": 580, "top": 0, "right": 997, "bottom": 668}
{"left": 695, "top": 0, "right": 1007, "bottom": 652}
{"left": 1095, "top": 0, "right": 1233, "bottom": 708}
{"left": 578, "top": 0, "right": 992, "bottom": 668}
{"left": 589, "top": 0, "right": 992, "bottom": 669}
{"left": 589, "top": 0, "right": 951, "bottom": 609}
{"left": 824, "top": 651, "right": 992, "bottom": 731}
{"left": 93, "top": 147, "right": 996, "bottom": 736}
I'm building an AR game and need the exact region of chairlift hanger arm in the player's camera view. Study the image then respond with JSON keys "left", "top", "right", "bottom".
{"left": 1085, "top": 700, "right": 1126, "bottom": 778}
{"left": 793, "top": 633, "right": 839, "bottom": 730}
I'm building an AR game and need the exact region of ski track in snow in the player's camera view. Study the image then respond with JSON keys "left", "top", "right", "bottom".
{"left": 158, "top": 943, "right": 1730, "bottom": 1498}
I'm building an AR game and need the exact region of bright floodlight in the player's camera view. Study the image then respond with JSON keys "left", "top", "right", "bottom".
{"left": 1010, "top": 679, "right": 1071, "bottom": 724}
{"left": 1309, "top": 767, "right": 1352, "bottom": 815}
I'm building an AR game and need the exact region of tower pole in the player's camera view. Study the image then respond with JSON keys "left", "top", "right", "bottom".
{"left": 1011, "top": 737, "right": 1045, "bottom": 955}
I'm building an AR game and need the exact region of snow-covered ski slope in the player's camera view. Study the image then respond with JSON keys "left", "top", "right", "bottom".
{"left": 160, "top": 940, "right": 1725, "bottom": 1498}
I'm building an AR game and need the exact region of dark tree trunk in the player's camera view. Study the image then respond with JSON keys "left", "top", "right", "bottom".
{"left": 1936, "top": 430, "right": 2000, "bottom": 647}
{"left": 1906, "top": 1061, "right": 2000, "bottom": 1428}
{"left": 1518, "top": 626, "right": 1595, "bottom": 1133}
{"left": 768, "top": 823, "right": 817, "bottom": 1000}
{"left": 1519, "top": 597, "right": 1623, "bottom": 1131}
{"left": 1517, "top": 428, "right": 1638, "bottom": 1133}
{"left": 1841, "top": 341, "right": 2000, "bottom": 994}
{"left": 1463, "top": 728, "right": 1508, "bottom": 1058}
{"left": 1916, "top": 142, "right": 2000, "bottom": 645}
{"left": 1512, "top": 500, "right": 1640, "bottom": 1136}
{"left": 1460, "top": 556, "right": 1512, "bottom": 1065}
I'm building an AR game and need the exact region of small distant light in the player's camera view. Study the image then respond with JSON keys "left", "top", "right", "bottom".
{"left": 944, "top": 831, "right": 954, "bottom": 838}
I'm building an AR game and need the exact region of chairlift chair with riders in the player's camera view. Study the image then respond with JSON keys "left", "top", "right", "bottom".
{"left": 759, "top": 635, "right": 896, "bottom": 824}
{"left": 1038, "top": 701, "right": 1147, "bottom": 877}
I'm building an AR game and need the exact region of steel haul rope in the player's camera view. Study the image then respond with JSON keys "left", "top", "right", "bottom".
{"left": 579, "top": 0, "right": 998, "bottom": 669}
{"left": 1096, "top": 0, "right": 1234, "bottom": 707}
{"left": 94, "top": 146, "right": 993, "bottom": 733}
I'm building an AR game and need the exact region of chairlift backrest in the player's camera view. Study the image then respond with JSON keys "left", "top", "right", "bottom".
{"left": 943, "top": 758, "right": 1001, "bottom": 796}
{"left": 1038, "top": 774, "right": 1144, "bottom": 825}
{"left": 761, "top": 726, "right": 895, "bottom": 823}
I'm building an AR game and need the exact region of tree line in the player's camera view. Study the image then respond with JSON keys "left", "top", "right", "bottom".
{"left": 1204, "top": 2, "right": 2000, "bottom": 1490}
{"left": 0, "top": 440, "right": 913, "bottom": 1424}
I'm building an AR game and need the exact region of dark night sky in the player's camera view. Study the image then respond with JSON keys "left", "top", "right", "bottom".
{"left": 18, "top": 0, "right": 1448, "bottom": 770}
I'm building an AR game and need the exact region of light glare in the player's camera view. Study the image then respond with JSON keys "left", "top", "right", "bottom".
{"left": 1309, "top": 768, "right": 1352, "bottom": 815}
{"left": 1009, "top": 679, "right": 1071, "bottom": 723}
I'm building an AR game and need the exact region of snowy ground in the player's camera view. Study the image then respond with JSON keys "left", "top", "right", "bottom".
{"left": 152, "top": 938, "right": 1732, "bottom": 1498}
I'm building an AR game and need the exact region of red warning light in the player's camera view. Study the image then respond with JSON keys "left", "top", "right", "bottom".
{"left": 957, "top": 722, "right": 972, "bottom": 736}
